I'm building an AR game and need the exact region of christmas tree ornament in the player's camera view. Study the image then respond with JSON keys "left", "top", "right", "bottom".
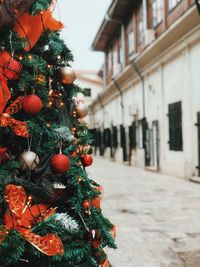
{"left": 75, "top": 102, "right": 88, "bottom": 119}
{"left": 4, "top": 184, "right": 64, "bottom": 256}
{"left": 36, "top": 74, "right": 46, "bottom": 84}
{"left": 94, "top": 250, "right": 108, "bottom": 265}
{"left": 3, "top": 58, "right": 22, "bottom": 80}
{"left": 22, "top": 94, "right": 43, "bottom": 114}
{"left": 58, "top": 66, "right": 76, "bottom": 84}
{"left": 88, "top": 229, "right": 103, "bottom": 249}
{"left": 82, "top": 200, "right": 91, "bottom": 209}
{"left": 82, "top": 154, "right": 93, "bottom": 167}
{"left": 102, "top": 259, "right": 110, "bottom": 267}
{"left": 42, "top": 45, "right": 58, "bottom": 64}
{"left": 19, "top": 150, "right": 39, "bottom": 170}
{"left": 50, "top": 153, "right": 71, "bottom": 174}
{"left": 0, "top": 147, "right": 9, "bottom": 164}
{"left": 110, "top": 225, "right": 117, "bottom": 240}
{"left": 70, "top": 151, "right": 77, "bottom": 158}
{"left": 92, "top": 197, "right": 101, "bottom": 209}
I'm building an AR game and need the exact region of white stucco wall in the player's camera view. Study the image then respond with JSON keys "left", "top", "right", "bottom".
{"left": 91, "top": 34, "right": 200, "bottom": 179}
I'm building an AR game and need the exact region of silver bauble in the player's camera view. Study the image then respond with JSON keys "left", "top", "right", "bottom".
{"left": 59, "top": 67, "right": 76, "bottom": 84}
{"left": 19, "top": 150, "right": 39, "bottom": 170}
{"left": 76, "top": 102, "right": 88, "bottom": 119}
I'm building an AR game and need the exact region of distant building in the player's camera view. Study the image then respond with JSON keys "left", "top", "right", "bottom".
{"left": 75, "top": 70, "right": 103, "bottom": 124}
{"left": 90, "top": 0, "right": 200, "bottom": 179}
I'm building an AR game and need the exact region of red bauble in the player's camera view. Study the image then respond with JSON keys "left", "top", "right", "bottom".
{"left": 82, "top": 154, "right": 93, "bottom": 167}
{"left": 89, "top": 230, "right": 102, "bottom": 249}
{"left": 92, "top": 197, "right": 101, "bottom": 209}
{"left": 50, "top": 154, "right": 70, "bottom": 174}
{"left": 3, "top": 58, "right": 22, "bottom": 80}
{"left": 70, "top": 151, "right": 77, "bottom": 158}
{"left": 82, "top": 200, "right": 91, "bottom": 209}
{"left": 22, "top": 94, "right": 43, "bottom": 114}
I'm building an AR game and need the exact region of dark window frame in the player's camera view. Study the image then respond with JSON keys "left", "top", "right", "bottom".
{"left": 168, "top": 101, "right": 183, "bottom": 151}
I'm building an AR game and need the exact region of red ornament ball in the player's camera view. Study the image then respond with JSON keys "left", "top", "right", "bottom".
{"left": 50, "top": 154, "right": 71, "bottom": 174}
{"left": 82, "top": 154, "right": 93, "bottom": 167}
{"left": 83, "top": 200, "right": 91, "bottom": 209}
{"left": 3, "top": 58, "right": 22, "bottom": 80}
{"left": 22, "top": 94, "right": 43, "bottom": 114}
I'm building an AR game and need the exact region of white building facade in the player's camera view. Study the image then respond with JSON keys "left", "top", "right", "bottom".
{"left": 90, "top": 0, "right": 200, "bottom": 179}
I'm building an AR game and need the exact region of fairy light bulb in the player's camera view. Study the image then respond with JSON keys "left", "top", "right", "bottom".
{"left": 28, "top": 55, "right": 32, "bottom": 60}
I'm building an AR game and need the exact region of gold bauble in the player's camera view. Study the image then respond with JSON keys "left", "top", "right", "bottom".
{"left": 59, "top": 67, "right": 76, "bottom": 84}
{"left": 19, "top": 150, "right": 40, "bottom": 170}
{"left": 76, "top": 102, "right": 88, "bottom": 119}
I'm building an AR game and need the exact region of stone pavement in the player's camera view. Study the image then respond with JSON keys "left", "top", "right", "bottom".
{"left": 88, "top": 157, "right": 200, "bottom": 267}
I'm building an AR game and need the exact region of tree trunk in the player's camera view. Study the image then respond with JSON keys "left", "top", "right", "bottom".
{"left": 0, "top": 0, "right": 37, "bottom": 28}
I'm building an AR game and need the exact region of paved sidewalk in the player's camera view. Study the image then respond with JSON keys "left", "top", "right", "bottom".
{"left": 88, "top": 157, "right": 200, "bottom": 267}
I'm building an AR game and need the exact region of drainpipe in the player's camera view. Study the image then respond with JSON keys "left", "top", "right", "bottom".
{"left": 112, "top": 77, "right": 124, "bottom": 124}
{"left": 131, "top": 60, "right": 146, "bottom": 119}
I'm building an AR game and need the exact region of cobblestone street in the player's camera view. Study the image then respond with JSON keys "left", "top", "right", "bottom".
{"left": 89, "top": 157, "right": 200, "bottom": 267}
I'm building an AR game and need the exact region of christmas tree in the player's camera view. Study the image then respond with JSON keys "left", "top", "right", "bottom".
{"left": 0, "top": 0, "right": 116, "bottom": 266}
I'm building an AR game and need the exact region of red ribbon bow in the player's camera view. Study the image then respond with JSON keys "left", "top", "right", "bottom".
{"left": 3, "top": 184, "right": 64, "bottom": 256}
{"left": 0, "top": 96, "right": 29, "bottom": 138}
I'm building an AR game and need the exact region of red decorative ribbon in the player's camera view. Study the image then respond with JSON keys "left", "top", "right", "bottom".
{"left": 0, "top": 96, "right": 29, "bottom": 138}
{"left": 13, "top": 10, "right": 63, "bottom": 51}
{"left": 3, "top": 184, "right": 64, "bottom": 256}
{"left": 0, "top": 51, "right": 11, "bottom": 114}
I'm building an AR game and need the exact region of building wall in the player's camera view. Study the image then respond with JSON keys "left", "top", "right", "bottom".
{"left": 91, "top": 26, "right": 200, "bottom": 179}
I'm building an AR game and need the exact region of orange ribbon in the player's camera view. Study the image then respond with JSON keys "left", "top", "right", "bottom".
{"left": 0, "top": 96, "right": 29, "bottom": 138}
{"left": 13, "top": 10, "right": 64, "bottom": 51}
{"left": 3, "top": 184, "right": 64, "bottom": 256}
{"left": 0, "top": 51, "right": 12, "bottom": 114}
{"left": 0, "top": 113, "right": 29, "bottom": 138}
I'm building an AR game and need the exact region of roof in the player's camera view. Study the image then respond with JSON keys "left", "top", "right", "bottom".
{"left": 92, "top": 0, "right": 137, "bottom": 52}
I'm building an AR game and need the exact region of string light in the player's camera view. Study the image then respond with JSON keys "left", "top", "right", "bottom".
{"left": 47, "top": 64, "right": 51, "bottom": 69}
{"left": 28, "top": 55, "right": 32, "bottom": 60}
{"left": 18, "top": 55, "right": 23, "bottom": 60}
{"left": 47, "top": 101, "right": 53, "bottom": 107}
{"left": 57, "top": 55, "right": 61, "bottom": 60}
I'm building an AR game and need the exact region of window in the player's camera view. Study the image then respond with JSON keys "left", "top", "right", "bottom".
{"left": 168, "top": 101, "right": 183, "bottom": 151}
{"left": 138, "top": 121, "right": 143, "bottom": 148}
{"left": 150, "top": 0, "right": 163, "bottom": 27}
{"left": 113, "top": 46, "right": 118, "bottom": 66}
{"left": 126, "top": 19, "right": 135, "bottom": 56}
{"left": 129, "top": 122, "right": 137, "bottom": 150}
{"left": 168, "top": 0, "right": 182, "bottom": 11}
{"left": 137, "top": 5, "right": 145, "bottom": 47}
{"left": 112, "top": 126, "right": 118, "bottom": 148}
{"left": 83, "top": 88, "right": 91, "bottom": 97}
{"left": 128, "top": 30, "right": 135, "bottom": 54}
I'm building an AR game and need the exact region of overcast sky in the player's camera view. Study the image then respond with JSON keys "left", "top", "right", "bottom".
{"left": 56, "top": 0, "right": 111, "bottom": 71}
